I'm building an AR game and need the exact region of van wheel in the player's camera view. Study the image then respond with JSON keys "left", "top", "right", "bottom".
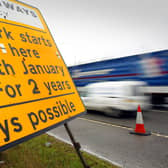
{"left": 105, "top": 109, "right": 123, "bottom": 118}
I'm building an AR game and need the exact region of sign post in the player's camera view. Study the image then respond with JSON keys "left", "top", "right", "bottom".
{"left": 64, "top": 123, "right": 90, "bottom": 168}
{"left": 0, "top": 0, "right": 86, "bottom": 156}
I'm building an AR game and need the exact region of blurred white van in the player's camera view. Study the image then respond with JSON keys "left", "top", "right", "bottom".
{"left": 80, "top": 81, "right": 150, "bottom": 117}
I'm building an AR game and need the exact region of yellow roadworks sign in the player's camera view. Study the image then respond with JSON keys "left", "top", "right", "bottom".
{"left": 0, "top": 0, "right": 86, "bottom": 151}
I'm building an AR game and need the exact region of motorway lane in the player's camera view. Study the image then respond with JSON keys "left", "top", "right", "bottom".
{"left": 48, "top": 112, "right": 168, "bottom": 168}
{"left": 82, "top": 109, "right": 168, "bottom": 135}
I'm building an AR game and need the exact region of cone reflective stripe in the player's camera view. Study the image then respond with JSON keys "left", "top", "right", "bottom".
{"left": 135, "top": 105, "right": 146, "bottom": 133}
{"left": 130, "top": 105, "right": 151, "bottom": 136}
{"left": 136, "top": 108, "right": 144, "bottom": 124}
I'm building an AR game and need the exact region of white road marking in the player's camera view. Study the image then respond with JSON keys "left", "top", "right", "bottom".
{"left": 150, "top": 109, "right": 168, "bottom": 113}
{"left": 79, "top": 117, "right": 168, "bottom": 139}
{"left": 47, "top": 132, "right": 123, "bottom": 168}
{"left": 152, "top": 133, "right": 168, "bottom": 138}
{"left": 79, "top": 117, "right": 133, "bottom": 130}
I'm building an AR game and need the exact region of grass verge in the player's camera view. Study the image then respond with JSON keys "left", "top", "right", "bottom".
{"left": 0, "top": 134, "right": 120, "bottom": 168}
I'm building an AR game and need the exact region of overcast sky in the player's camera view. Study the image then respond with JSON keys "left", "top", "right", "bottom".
{"left": 20, "top": 0, "right": 168, "bottom": 66}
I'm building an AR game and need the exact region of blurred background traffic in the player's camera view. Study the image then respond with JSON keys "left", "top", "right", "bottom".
{"left": 68, "top": 50, "right": 168, "bottom": 116}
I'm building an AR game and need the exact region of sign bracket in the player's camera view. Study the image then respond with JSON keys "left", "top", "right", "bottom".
{"left": 64, "top": 123, "right": 90, "bottom": 168}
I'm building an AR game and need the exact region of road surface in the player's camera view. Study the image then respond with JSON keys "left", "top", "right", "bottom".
{"left": 48, "top": 110, "right": 168, "bottom": 168}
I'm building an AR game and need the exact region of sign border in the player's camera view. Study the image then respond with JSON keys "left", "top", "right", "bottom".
{"left": 0, "top": 112, "right": 85, "bottom": 151}
{"left": 0, "top": 0, "right": 86, "bottom": 151}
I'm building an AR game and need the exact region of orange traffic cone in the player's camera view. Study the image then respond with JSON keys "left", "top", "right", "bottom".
{"left": 130, "top": 105, "right": 151, "bottom": 136}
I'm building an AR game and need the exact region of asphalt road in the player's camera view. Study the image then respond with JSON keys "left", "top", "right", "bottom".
{"left": 48, "top": 110, "right": 168, "bottom": 168}
{"left": 83, "top": 109, "right": 168, "bottom": 135}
